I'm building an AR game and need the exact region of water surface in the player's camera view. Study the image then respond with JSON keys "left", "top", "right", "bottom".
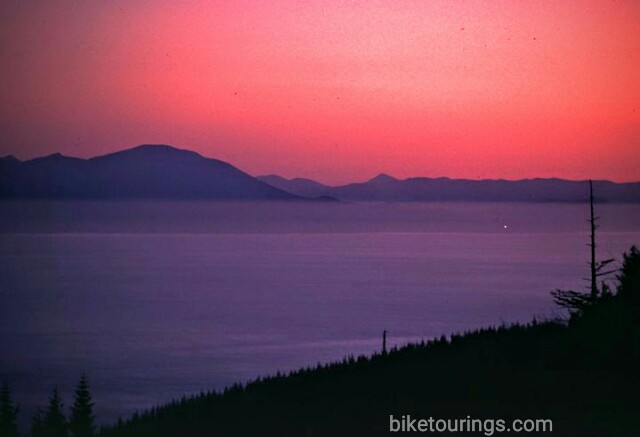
{"left": 1, "top": 201, "right": 638, "bottom": 425}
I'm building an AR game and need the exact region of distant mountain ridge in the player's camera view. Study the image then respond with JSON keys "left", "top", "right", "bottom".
{"left": 257, "top": 174, "right": 640, "bottom": 203}
{"left": 0, "top": 145, "right": 299, "bottom": 200}
{"left": 257, "top": 175, "right": 332, "bottom": 199}
{"left": 2, "top": 145, "right": 638, "bottom": 202}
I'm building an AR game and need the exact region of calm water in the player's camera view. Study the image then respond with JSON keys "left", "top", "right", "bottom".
{"left": 1, "top": 201, "right": 639, "bottom": 426}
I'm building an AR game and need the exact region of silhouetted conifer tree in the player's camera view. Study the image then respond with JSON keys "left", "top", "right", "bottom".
{"left": 69, "top": 375, "right": 95, "bottom": 437}
{"left": 617, "top": 246, "right": 640, "bottom": 302}
{"left": 0, "top": 381, "right": 19, "bottom": 437}
{"left": 43, "top": 388, "right": 68, "bottom": 437}
{"left": 31, "top": 409, "right": 46, "bottom": 437}
{"left": 614, "top": 247, "right": 640, "bottom": 345}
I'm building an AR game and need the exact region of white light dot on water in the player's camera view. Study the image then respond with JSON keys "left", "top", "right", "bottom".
{"left": 503, "top": 224, "right": 509, "bottom": 229}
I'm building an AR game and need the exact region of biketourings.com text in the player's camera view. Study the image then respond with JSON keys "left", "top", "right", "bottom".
{"left": 389, "top": 415, "right": 553, "bottom": 435}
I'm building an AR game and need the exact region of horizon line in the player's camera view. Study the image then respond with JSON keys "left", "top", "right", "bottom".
{"left": 3, "top": 143, "right": 639, "bottom": 186}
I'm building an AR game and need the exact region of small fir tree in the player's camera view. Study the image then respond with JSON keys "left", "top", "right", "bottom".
{"left": 69, "top": 375, "right": 95, "bottom": 437}
{"left": 43, "top": 388, "right": 68, "bottom": 437}
{"left": 0, "top": 381, "right": 19, "bottom": 437}
{"left": 31, "top": 409, "right": 45, "bottom": 437}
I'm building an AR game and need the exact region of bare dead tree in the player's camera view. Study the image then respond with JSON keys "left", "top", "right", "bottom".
{"left": 551, "top": 180, "right": 616, "bottom": 312}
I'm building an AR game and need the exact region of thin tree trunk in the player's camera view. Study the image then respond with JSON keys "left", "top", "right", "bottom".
{"left": 589, "top": 180, "right": 597, "bottom": 298}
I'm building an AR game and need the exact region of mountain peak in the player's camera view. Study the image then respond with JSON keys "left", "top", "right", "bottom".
{"left": 131, "top": 144, "right": 180, "bottom": 152}
{"left": 0, "top": 155, "right": 20, "bottom": 164}
{"left": 25, "top": 152, "right": 81, "bottom": 164}
{"left": 368, "top": 173, "right": 398, "bottom": 183}
{"left": 91, "top": 144, "right": 205, "bottom": 163}
{"left": 2, "top": 144, "right": 300, "bottom": 200}
{"left": 128, "top": 144, "right": 200, "bottom": 156}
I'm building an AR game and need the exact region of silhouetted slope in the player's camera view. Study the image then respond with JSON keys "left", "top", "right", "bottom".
{"left": 101, "top": 247, "right": 640, "bottom": 436}
{"left": 256, "top": 175, "right": 333, "bottom": 198}
{"left": 100, "top": 321, "right": 637, "bottom": 437}
{"left": 259, "top": 173, "right": 640, "bottom": 203}
{"left": 0, "top": 145, "right": 299, "bottom": 200}
{"left": 6, "top": 146, "right": 637, "bottom": 201}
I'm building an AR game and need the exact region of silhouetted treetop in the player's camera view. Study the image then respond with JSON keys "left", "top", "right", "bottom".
{"left": 0, "top": 381, "right": 19, "bottom": 437}
{"left": 44, "top": 388, "right": 68, "bottom": 437}
{"left": 70, "top": 374, "right": 96, "bottom": 437}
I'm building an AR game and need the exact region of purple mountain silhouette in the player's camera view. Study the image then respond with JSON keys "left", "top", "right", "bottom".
{"left": 0, "top": 145, "right": 299, "bottom": 200}
{"left": 257, "top": 174, "right": 640, "bottom": 203}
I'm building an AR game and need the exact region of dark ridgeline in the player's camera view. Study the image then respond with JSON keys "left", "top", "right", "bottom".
{"left": 257, "top": 175, "right": 332, "bottom": 199}
{"left": 2, "top": 144, "right": 638, "bottom": 202}
{"left": 93, "top": 244, "right": 639, "bottom": 436}
{"left": 258, "top": 173, "right": 640, "bottom": 203}
{"left": 0, "top": 145, "right": 299, "bottom": 200}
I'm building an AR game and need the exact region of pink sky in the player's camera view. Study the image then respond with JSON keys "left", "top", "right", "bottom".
{"left": 1, "top": 0, "right": 639, "bottom": 183}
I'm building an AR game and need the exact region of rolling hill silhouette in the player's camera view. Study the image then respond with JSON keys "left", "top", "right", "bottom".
{"left": 258, "top": 173, "right": 640, "bottom": 203}
{"left": 0, "top": 145, "right": 299, "bottom": 200}
{"left": 3, "top": 144, "right": 638, "bottom": 202}
{"left": 257, "top": 175, "right": 332, "bottom": 199}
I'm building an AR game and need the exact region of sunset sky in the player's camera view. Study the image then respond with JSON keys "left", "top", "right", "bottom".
{"left": 1, "top": 0, "right": 639, "bottom": 184}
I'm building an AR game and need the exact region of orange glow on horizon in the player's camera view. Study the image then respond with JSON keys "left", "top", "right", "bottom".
{"left": 1, "top": 0, "right": 639, "bottom": 183}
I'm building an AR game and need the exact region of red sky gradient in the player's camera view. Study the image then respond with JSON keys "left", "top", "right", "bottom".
{"left": 1, "top": 0, "right": 639, "bottom": 184}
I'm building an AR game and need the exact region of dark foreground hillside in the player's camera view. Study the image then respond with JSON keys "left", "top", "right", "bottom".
{"left": 101, "top": 247, "right": 640, "bottom": 437}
